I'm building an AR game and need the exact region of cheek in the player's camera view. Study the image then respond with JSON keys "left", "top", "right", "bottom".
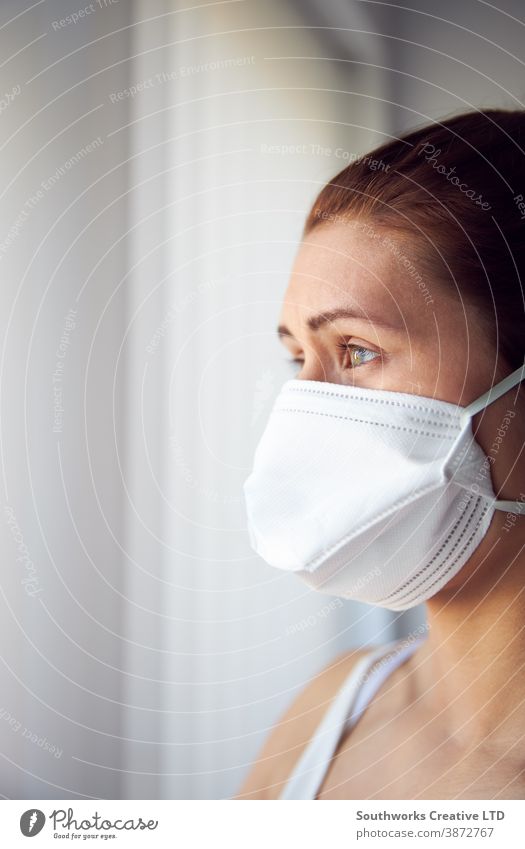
{"left": 379, "top": 340, "right": 461, "bottom": 400}
{"left": 402, "top": 343, "right": 492, "bottom": 407}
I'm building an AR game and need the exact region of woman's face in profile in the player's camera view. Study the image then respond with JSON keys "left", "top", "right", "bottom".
{"left": 277, "top": 220, "right": 497, "bottom": 408}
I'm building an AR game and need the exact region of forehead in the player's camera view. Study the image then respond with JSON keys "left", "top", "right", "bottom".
{"left": 282, "top": 220, "right": 427, "bottom": 322}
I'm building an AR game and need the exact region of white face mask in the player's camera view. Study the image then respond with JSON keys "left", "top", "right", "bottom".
{"left": 243, "top": 367, "right": 525, "bottom": 610}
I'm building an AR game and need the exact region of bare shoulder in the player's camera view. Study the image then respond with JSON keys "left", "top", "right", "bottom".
{"left": 234, "top": 647, "right": 370, "bottom": 799}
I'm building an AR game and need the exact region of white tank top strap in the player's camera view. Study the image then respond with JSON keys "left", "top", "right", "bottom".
{"left": 279, "top": 636, "right": 425, "bottom": 800}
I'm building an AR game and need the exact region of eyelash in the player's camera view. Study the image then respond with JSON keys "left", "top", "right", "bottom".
{"left": 338, "top": 342, "right": 380, "bottom": 368}
{"left": 287, "top": 343, "right": 380, "bottom": 370}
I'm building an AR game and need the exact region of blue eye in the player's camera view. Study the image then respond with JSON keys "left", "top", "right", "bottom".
{"left": 338, "top": 343, "right": 380, "bottom": 368}
{"left": 286, "top": 345, "right": 379, "bottom": 373}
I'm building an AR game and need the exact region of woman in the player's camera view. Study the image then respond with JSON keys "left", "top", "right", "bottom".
{"left": 238, "top": 109, "right": 525, "bottom": 800}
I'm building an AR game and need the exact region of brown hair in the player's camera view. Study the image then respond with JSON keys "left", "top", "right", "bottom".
{"left": 303, "top": 109, "right": 525, "bottom": 369}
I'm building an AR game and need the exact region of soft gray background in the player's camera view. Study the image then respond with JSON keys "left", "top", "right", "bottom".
{"left": 0, "top": 0, "right": 522, "bottom": 799}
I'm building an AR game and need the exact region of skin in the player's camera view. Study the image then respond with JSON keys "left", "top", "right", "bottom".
{"left": 236, "top": 219, "right": 525, "bottom": 800}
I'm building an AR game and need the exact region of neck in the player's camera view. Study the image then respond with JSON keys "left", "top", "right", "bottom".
{"left": 414, "top": 518, "right": 525, "bottom": 748}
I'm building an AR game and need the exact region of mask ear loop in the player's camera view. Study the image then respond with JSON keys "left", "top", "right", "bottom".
{"left": 459, "top": 362, "right": 525, "bottom": 516}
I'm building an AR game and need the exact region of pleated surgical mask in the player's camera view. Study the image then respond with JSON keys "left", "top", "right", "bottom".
{"left": 243, "top": 366, "right": 525, "bottom": 610}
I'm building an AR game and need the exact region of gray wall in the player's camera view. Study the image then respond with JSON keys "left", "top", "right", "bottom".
{"left": 0, "top": 0, "right": 522, "bottom": 800}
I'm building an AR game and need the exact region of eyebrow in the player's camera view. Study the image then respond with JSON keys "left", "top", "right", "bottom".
{"left": 277, "top": 307, "right": 402, "bottom": 339}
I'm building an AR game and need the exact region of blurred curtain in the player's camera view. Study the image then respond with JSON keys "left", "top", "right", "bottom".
{"left": 124, "top": 0, "right": 398, "bottom": 800}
